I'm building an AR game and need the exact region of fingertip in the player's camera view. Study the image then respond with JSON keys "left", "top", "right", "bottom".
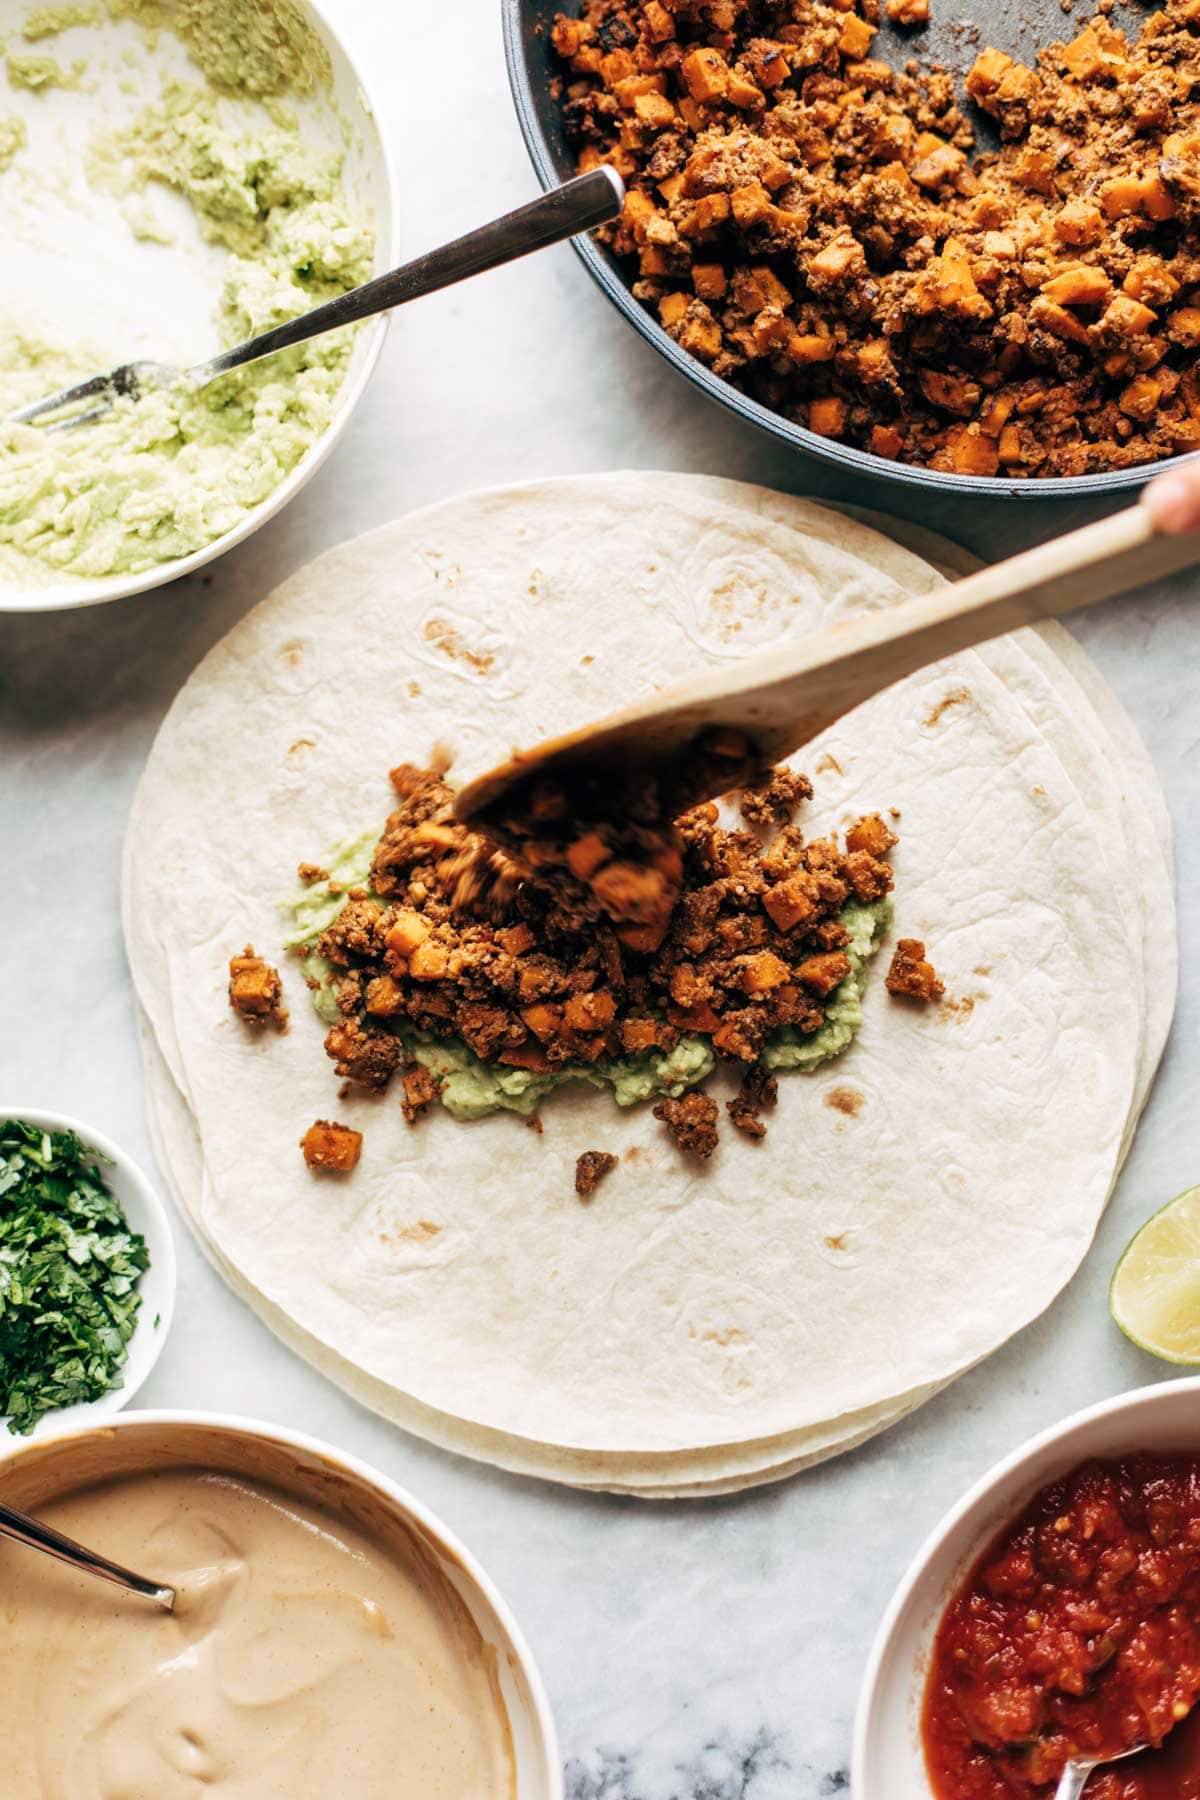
{"left": 1143, "top": 468, "right": 1200, "bottom": 534}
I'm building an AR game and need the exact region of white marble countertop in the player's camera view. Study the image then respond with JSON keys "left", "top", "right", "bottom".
{"left": 2, "top": 3, "right": 1199, "bottom": 1794}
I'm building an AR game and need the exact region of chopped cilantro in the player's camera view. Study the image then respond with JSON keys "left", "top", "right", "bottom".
{"left": 0, "top": 1119, "right": 149, "bottom": 1435}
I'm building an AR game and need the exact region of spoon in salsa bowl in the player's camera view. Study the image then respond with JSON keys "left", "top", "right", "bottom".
{"left": 1054, "top": 1742, "right": 1150, "bottom": 1799}
{"left": 1054, "top": 1701, "right": 1200, "bottom": 1800}
{"left": 0, "top": 1498, "right": 175, "bottom": 1611}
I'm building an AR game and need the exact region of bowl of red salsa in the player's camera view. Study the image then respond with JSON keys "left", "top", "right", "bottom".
{"left": 854, "top": 1379, "right": 1200, "bottom": 1800}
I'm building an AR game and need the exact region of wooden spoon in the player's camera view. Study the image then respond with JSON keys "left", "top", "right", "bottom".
{"left": 454, "top": 503, "right": 1198, "bottom": 822}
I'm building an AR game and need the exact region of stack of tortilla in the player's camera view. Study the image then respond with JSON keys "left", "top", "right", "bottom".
{"left": 124, "top": 475, "right": 1175, "bottom": 1496}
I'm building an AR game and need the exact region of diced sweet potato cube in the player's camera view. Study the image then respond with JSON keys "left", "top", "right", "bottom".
{"left": 919, "top": 368, "right": 980, "bottom": 416}
{"left": 945, "top": 425, "right": 1000, "bottom": 476}
{"left": 887, "top": 0, "right": 929, "bottom": 22}
{"left": 635, "top": 91, "right": 677, "bottom": 129}
{"left": 1169, "top": 306, "right": 1200, "bottom": 345}
{"left": 1053, "top": 201, "right": 1102, "bottom": 247}
{"left": 496, "top": 922, "right": 535, "bottom": 956}
{"left": 640, "top": 246, "right": 670, "bottom": 277}
{"left": 795, "top": 952, "right": 852, "bottom": 996}
{"left": 1100, "top": 293, "right": 1157, "bottom": 334}
{"left": 1015, "top": 149, "right": 1057, "bottom": 194}
{"left": 301, "top": 1120, "right": 362, "bottom": 1173}
{"left": 791, "top": 332, "right": 836, "bottom": 363}
{"left": 681, "top": 191, "right": 731, "bottom": 236}
{"left": 838, "top": 14, "right": 876, "bottom": 58}
{"left": 564, "top": 990, "right": 617, "bottom": 1033}
{"left": 680, "top": 308, "right": 724, "bottom": 360}
{"left": 601, "top": 48, "right": 638, "bottom": 84}
{"left": 408, "top": 940, "right": 449, "bottom": 981}
{"left": 727, "top": 68, "right": 766, "bottom": 107}
{"left": 857, "top": 339, "right": 891, "bottom": 381}
{"left": 566, "top": 831, "right": 611, "bottom": 880}
{"left": 809, "top": 236, "right": 864, "bottom": 281}
{"left": 845, "top": 813, "right": 898, "bottom": 857}
{"left": 748, "top": 40, "right": 791, "bottom": 86}
{"left": 1123, "top": 258, "right": 1179, "bottom": 305}
{"left": 657, "top": 171, "right": 686, "bottom": 205}
{"left": 1030, "top": 296, "right": 1090, "bottom": 345}
{"left": 622, "top": 189, "right": 658, "bottom": 242}
{"left": 498, "top": 1041, "right": 552, "bottom": 1072}
{"left": 616, "top": 918, "right": 671, "bottom": 953}
{"left": 387, "top": 910, "right": 432, "bottom": 956}
{"left": 613, "top": 72, "right": 668, "bottom": 106}
{"left": 1041, "top": 265, "right": 1112, "bottom": 307}
{"left": 550, "top": 17, "right": 585, "bottom": 58}
{"left": 1059, "top": 25, "right": 1128, "bottom": 81}
{"left": 228, "top": 948, "right": 286, "bottom": 1026}
{"left": 910, "top": 143, "right": 965, "bottom": 189}
{"left": 621, "top": 1018, "right": 667, "bottom": 1054}
{"left": 667, "top": 1000, "right": 723, "bottom": 1034}
{"left": 739, "top": 950, "right": 792, "bottom": 994}
{"left": 966, "top": 46, "right": 1013, "bottom": 97}
{"left": 693, "top": 262, "right": 728, "bottom": 301}
{"left": 681, "top": 46, "right": 729, "bottom": 103}
{"left": 412, "top": 821, "right": 459, "bottom": 851}
{"left": 980, "top": 392, "right": 1015, "bottom": 436}
{"left": 521, "top": 1001, "right": 564, "bottom": 1041}
{"left": 886, "top": 938, "right": 944, "bottom": 1003}
{"left": 644, "top": 0, "right": 674, "bottom": 41}
{"left": 730, "top": 179, "right": 772, "bottom": 227}
{"left": 809, "top": 395, "right": 847, "bottom": 437}
{"left": 365, "top": 975, "right": 404, "bottom": 1016}
{"left": 1101, "top": 173, "right": 1176, "bottom": 221}
{"left": 998, "top": 423, "right": 1023, "bottom": 464}
{"left": 763, "top": 872, "right": 819, "bottom": 933}
{"left": 1119, "top": 374, "right": 1162, "bottom": 419}
{"left": 869, "top": 423, "right": 904, "bottom": 458}
{"left": 659, "top": 291, "right": 689, "bottom": 329}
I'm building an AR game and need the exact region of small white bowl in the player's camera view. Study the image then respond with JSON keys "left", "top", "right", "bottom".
{"left": 854, "top": 1377, "right": 1200, "bottom": 1798}
{"left": 0, "top": 0, "right": 397, "bottom": 613}
{"left": 0, "top": 1410, "right": 562, "bottom": 1797}
{"left": 0, "top": 1108, "right": 176, "bottom": 1441}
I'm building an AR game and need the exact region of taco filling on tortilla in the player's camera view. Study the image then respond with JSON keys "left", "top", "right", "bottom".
{"left": 266, "top": 752, "right": 901, "bottom": 1170}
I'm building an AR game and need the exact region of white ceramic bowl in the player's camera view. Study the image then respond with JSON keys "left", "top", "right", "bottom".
{"left": 0, "top": 0, "right": 397, "bottom": 613}
{"left": 0, "top": 1108, "right": 176, "bottom": 1439}
{"left": 854, "top": 1377, "right": 1200, "bottom": 1797}
{"left": 0, "top": 1410, "right": 563, "bottom": 1797}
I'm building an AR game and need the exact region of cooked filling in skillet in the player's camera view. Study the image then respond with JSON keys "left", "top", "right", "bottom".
{"left": 924, "top": 1456, "right": 1200, "bottom": 1798}
{"left": 273, "top": 756, "right": 905, "bottom": 1171}
{"left": 550, "top": 0, "right": 1200, "bottom": 478}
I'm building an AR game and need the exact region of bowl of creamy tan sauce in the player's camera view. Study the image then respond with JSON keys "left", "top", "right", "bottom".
{"left": 0, "top": 0, "right": 396, "bottom": 612}
{"left": 0, "top": 1412, "right": 560, "bottom": 1798}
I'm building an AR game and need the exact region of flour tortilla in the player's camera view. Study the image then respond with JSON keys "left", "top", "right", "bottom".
{"left": 132, "top": 513, "right": 1171, "bottom": 1498}
{"left": 124, "top": 476, "right": 1161, "bottom": 1461}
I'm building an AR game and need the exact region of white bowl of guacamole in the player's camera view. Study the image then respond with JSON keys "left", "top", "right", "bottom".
{"left": 0, "top": 0, "right": 397, "bottom": 611}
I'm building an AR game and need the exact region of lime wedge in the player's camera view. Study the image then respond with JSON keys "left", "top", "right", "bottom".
{"left": 1111, "top": 1187, "right": 1200, "bottom": 1363}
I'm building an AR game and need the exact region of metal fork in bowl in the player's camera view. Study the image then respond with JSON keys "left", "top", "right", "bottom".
{"left": 7, "top": 166, "right": 625, "bottom": 431}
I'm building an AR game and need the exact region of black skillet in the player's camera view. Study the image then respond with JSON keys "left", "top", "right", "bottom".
{"left": 502, "top": 0, "right": 1195, "bottom": 499}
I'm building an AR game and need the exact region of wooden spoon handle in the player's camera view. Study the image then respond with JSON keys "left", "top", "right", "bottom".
{"left": 456, "top": 503, "right": 1199, "bottom": 821}
{"left": 621, "top": 505, "right": 1200, "bottom": 772}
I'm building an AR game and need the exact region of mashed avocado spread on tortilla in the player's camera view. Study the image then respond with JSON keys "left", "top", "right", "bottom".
{"left": 0, "top": 0, "right": 372, "bottom": 581}
{"left": 283, "top": 835, "right": 890, "bottom": 1123}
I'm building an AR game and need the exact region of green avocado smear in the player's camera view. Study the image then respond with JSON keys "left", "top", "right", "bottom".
{"left": 284, "top": 835, "right": 890, "bottom": 1123}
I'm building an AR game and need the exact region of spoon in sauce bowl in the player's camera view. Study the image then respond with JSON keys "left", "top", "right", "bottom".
{"left": 0, "top": 1499, "right": 175, "bottom": 1611}
{"left": 1054, "top": 1742, "right": 1151, "bottom": 1799}
{"left": 1055, "top": 1704, "right": 1200, "bottom": 1799}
